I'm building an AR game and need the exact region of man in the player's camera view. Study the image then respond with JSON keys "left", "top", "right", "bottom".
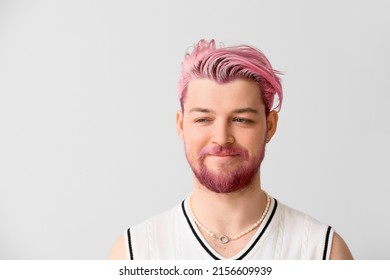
{"left": 109, "top": 39, "right": 353, "bottom": 260}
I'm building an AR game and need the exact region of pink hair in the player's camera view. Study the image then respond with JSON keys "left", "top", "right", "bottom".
{"left": 178, "top": 39, "right": 283, "bottom": 114}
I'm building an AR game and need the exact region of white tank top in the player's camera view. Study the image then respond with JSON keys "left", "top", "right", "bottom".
{"left": 125, "top": 196, "right": 334, "bottom": 260}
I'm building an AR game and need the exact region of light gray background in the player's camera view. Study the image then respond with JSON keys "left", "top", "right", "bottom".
{"left": 0, "top": 0, "right": 389, "bottom": 259}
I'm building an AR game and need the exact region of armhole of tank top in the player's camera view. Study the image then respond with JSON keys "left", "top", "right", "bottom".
{"left": 322, "top": 226, "right": 334, "bottom": 260}
{"left": 125, "top": 228, "right": 134, "bottom": 260}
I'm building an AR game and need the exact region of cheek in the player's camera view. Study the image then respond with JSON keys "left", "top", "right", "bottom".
{"left": 183, "top": 131, "right": 206, "bottom": 157}
{"left": 241, "top": 133, "right": 266, "bottom": 155}
{"left": 183, "top": 123, "right": 209, "bottom": 147}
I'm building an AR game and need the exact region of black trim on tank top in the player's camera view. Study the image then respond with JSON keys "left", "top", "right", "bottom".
{"left": 237, "top": 199, "right": 277, "bottom": 260}
{"left": 181, "top": 201, "right": 219, "bottom": 259}
{"left": 127, "top": 228, "right": 134, "bottom": 260}
{"left": 322, "top": 226, "right": 332, "bottom": 260}
{"left": 181, "top": 198, "right": 278, "bottom": 260}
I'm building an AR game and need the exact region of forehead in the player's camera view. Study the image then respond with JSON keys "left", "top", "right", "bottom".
{"left": 185, "top": 78, "right": 264, "bottom": 111}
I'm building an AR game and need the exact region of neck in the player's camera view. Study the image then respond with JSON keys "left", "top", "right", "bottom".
{"left": 190, "top": 173, "right": 268, "bottom": 236}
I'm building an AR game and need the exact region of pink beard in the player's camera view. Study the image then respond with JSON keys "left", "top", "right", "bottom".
{"left": 186, "top": 145, "right": 265, "bottom": 193}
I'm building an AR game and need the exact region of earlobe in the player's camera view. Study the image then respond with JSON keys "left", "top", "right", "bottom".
{"left": 266, "top": 111, "right": 278, "bottom": 142}
{"left": 176, "top": 110, "right": 184, "bottom": 139}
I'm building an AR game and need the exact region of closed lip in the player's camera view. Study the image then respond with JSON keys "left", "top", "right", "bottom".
{"left": 209, "top": 154, "right": 238, "bottom": 157}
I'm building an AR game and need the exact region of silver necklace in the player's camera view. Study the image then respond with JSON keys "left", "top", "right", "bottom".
{"left": 188, "top": 192, "right": 271, "bottom": 244}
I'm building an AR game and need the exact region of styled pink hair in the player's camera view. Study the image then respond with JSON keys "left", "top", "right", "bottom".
{"left": 178, "top": 39, "right": 283, "bottom": 114}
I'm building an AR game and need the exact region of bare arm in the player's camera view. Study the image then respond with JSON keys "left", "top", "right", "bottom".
{"left": 329, "top": 232, "right": 353, "bottom": 260}
{"left": 108, "top": 235, "right": 128, "bottom": 260}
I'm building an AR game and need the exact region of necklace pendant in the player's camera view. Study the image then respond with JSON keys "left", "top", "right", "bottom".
{"left": 219, "top": 235, "right": 231, "bottom": 244}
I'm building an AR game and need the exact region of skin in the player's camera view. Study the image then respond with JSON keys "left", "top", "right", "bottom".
{"left": 108, "top": 78, "right": 353, "bottom": 260}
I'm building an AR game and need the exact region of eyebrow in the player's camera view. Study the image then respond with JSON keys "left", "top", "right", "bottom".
{"left": 233, "top": 107, "right": 259, "bottom": 114}
{"left": 189, "top": 107, "right": 215, "bottom": 113}
{"left": 189, "top": 107, "right": 259, "bottom": 114}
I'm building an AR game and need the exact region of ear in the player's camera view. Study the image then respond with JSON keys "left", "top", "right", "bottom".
{"left": 176, "top": 110, "right": 184, "bottom": 140}
{"left": 265, "top": 111, "right": 278, "bottom": 142}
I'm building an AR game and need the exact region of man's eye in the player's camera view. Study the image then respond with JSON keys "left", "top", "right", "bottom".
{"left": 194, "top": 118, "right": 210, "bottom": 123}
{"left": 233, "top": 118, "right": 253, "bottom": 124}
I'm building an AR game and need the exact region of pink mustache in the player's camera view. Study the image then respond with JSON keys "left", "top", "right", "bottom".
{"left": 198, "top": 146, "right": 249, "bottom": 161}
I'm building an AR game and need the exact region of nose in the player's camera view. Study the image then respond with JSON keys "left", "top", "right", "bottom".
{"left": 211, "top": 120, "right": 235, "bottom": 146}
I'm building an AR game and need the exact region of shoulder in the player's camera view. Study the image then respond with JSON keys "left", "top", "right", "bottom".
{"left": 131, "top": 202, "right": 182, "bottom": 233}
{"left": 108, "top": 234, "right": 127, "bottom": 260}
{"left": 108, "top": 202, "right": 183, "bottom": 260}
{"left": 277, "top": 201, "right": 353, "bottom": 260}
{"left": 275, "top": 199, "right": 343, "bottom": 259}
{"left": 277, "top": 200, "right": 321, "bottom": 228}
{"left": 329, "top": 231, "right": 353, "bottom": 259}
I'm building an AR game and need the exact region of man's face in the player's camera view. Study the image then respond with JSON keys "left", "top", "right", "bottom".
{"left": 176, "top": 78, "right": 277, "bottom": 193}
